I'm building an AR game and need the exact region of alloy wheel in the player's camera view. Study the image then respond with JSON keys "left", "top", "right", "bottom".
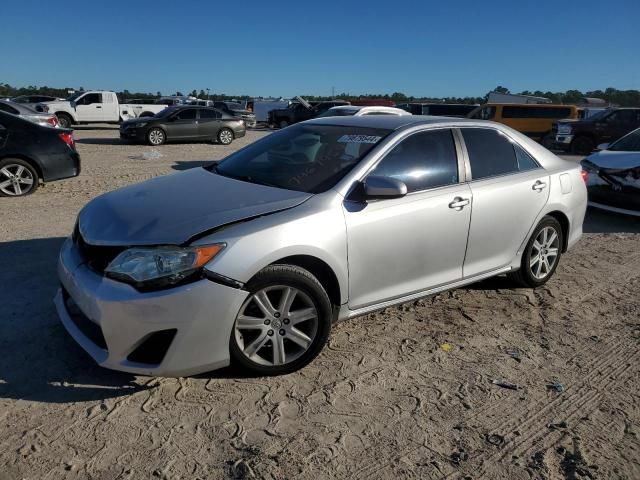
{"left": 148, "top": 129, "right": 165, "bottom": 145}
{"left": 529, "top": 226, "right": 560, "bottom": 280}
{"left": 0, "top": 164, "right": 35, "bottom": 196}
{"left": 234, "top": 286, "right": 319, "bottom": 367}
{"left": 219, "top": 129, "right": 233, "bottom": 145}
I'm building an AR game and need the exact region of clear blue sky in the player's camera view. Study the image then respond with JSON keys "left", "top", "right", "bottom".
{"left": 3, "top": 0, "right": 638, "bottom": 98}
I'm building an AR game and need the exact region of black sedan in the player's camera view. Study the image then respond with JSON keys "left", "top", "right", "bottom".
{"left": 120, "top": 106, "right": 246, "bottom": 146}
{"left": 581, "top": 127, "right": 640, "bottom": 216}
{"left": 0, "top": 111, "right": 80, "bottom": 197}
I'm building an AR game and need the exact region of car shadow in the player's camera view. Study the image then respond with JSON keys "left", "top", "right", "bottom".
{"left": 171, "top": 160, "right": 215, "bottom": 171}
{"left": 583, "top": 207, "right": 640, "bottom": 233}
{"left": 71, "top": 125, "right": 119, "bottom": 131}
{"left": 0, "top": 237, "right": 149, "bottom": 403}
{"left": 75, "top": 138, "right": 125, "bottom": 145}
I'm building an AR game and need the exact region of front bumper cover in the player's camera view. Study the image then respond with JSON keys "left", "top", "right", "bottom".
{"left": 55, "top": 237, "right": 248, "bottom": 377}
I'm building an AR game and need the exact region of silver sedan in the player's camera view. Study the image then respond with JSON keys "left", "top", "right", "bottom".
{"left": 56, "top": 116, "right": 587, "bottom": 376}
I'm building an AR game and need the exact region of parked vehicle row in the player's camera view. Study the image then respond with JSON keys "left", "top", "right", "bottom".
{"left": 317, "top": 105, "right": 411, "bottom": 117}
{"left": 56, "top": 115, "right": 587, "bottom": 376}
{"left": 0, "top": 110, "right": 80, "bottom": 197}
{"left": 120, "top": 106, "right": 246, "bottom": 146}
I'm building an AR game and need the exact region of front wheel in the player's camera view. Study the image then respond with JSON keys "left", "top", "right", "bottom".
{"left": 56, "top": 113, "right": 73, "bottom": 129}
{"left": 278, "top": 119, "right": 289, "bottom": 129}
{"left": 230, "top": 265, "right": 332, "bottom": 375}
{"left": 217, "top": 128, "right": 234, "bottom": 145}
{"left": 571, "top": 136, "right": 595, "bottom": 156}
{"left": 146, "top": 127, "right": 166, "bottom": 146}
{"left": 0, "top": 158, "right": 39, "bottom": 197}
{"left": 509, "top": 216, "right": 563, "bottom": 288}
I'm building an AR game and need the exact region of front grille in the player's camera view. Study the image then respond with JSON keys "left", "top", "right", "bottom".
{"left": 62, "top": 287, "right": 107, "bottom": 350}
{"left": 75, "top": 229, "right": 126, "bottom": 273}
{"left": 127, "top": 329, "right": 177, "bottom": 365}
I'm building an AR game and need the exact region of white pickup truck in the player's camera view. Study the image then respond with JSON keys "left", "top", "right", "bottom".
{"left": 44, "top": 91, "right": 168, "bottom": 128}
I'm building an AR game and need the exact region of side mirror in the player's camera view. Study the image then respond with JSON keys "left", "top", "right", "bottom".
{"left": 363, "top": 176, "right": 407, "bottom": 199}
{"left": 596, "top": 143, "right": 610, "bottom": 151}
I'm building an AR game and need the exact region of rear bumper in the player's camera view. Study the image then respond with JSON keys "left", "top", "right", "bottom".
{"left": 42, "top": 150, "right": 81, "bottom": 182}
{"left": 55, "top": 237, "right": 249, "bottom": 377}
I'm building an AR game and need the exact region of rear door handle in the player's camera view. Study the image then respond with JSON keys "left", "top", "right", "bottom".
{"left": 532, "top": 180, "right": 547, "bottom": 191}
{"left": 96, "top": 105, "right": 102, "bottom": 108}
{"left": 449, "top": 197, "right": 470, "bottom": 210}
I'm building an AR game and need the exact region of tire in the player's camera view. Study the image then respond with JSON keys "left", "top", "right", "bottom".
{"left": 509, "top": 216, "right": 563, "bottom": 288}
{"left": 279, "top": 119, "right": 289, "bottom": 129}
{"left": 56, "top": 113, "right": 73, "bottom": 129}
{"left": 230, "top": 264, "right": 332, "bottom": 375}
{"left": 217, "top": 128, "right": 234, "bottom": 145}
{"left": 146, "top": 127, "right": 166, "bottom": 146}
{"left": 541, "top": 132, "right": 556, "bottom": 150}
{"left": 571, "top": 136, "right": 595, "bottom": 156}
{"left": 0, "top": 158, "right": 39, "bottom": 197}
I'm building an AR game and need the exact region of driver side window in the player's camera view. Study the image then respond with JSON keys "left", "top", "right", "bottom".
{"left": 79, "top": 93, "right": 101, "bottom": 105}
{"left": 369, "top": 129, "right": 459, "bottom": 193}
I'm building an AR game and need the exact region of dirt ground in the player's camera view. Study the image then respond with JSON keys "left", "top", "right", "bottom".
{"left": 1, "top": 126, "right": 639, "bottom": 480}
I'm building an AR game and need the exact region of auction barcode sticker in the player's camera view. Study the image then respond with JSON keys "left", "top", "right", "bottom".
{"left": 338, "top": 135, "right": 381, "bottom": 144}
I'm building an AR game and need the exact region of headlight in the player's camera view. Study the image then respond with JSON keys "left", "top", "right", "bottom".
{"left": 557, "top": 124, "right": 572, "bottom": 135}
{"left": 105, "top": 244, "right": 225, "bottom": 289}
{"left": 134, "top": 122, "right": 148, "bottom": 128}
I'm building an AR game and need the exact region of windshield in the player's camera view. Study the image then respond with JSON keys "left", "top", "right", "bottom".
{"left": 225, "top": 102, "right": 243, "bottom": 110}
{"left": 317, "top": 109, "right": 357, "bottom": 118}
{"left": 586, "top": 109, "right": 611, "bottom": 122}
{"left": 154, "top": 107, "right": 179, "bottom": 118}
{"left": 609, "top": 128, "right": 640, "bottom": 152}
{"left": 213, "top": 124, "right": 391, "bottom": 193}
{"left": 66, "top": 92, "right": 85, "bottom": 102}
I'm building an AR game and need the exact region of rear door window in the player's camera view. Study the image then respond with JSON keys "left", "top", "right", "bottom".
{"left": 370, "top": 129, "right": 459, "bottom": 192}
{"left": 461, "top": 128, "right": 519, "bottom": 179}
{"left": 176, "top": 109, "right": 197, "bottom": 120}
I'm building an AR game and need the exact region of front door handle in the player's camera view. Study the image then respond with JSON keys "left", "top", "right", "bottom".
{"left": 449, "top": 197, "right": 470, "bottom": 210}
{"left": 532, "top": 180, "right": 547, "bottom": 191}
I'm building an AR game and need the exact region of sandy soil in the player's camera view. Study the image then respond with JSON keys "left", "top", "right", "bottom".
{"left": 1, "top": 126, "right": 639, "bottom": 479}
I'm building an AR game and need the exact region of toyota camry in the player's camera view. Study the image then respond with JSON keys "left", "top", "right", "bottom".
{"left": 55, "top": 116, "right": 587, "bottom": 376}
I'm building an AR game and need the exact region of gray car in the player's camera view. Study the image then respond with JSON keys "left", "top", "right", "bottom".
{"left": 0, "top": 99, "right": 59, "bottom": 127}
{"left": 56, "top": 116, "right": 587, "bottom": 376}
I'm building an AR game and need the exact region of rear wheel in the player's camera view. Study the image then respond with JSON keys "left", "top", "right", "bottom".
{"left": 509, "top": 216, "right": 563, "bottom": 288}
{"left": 56, "top": 113, "right": 73, "bottom": 129}
{"left": 146, "top": 127, "right": 166, "bottom": 146}
{"left": 230, "top": 265, "right": 332, "bottom": 375}
{"left": 0, "top": 158, "right": 39, "bottom": 197}
{"left": 217, "top": 128, "right": 234, "bottom": 145}
{"left": 571, "top": 136, "right": 595, "bottom": 156}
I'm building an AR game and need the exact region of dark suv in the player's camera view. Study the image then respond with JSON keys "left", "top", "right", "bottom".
{"left": 268, "top": 97, "right": 350, "bottom": 128}
{"left": 554, "top": 108, "right": 640, "bottom": 155}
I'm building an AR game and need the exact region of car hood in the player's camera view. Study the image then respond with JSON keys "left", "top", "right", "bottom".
{"left": 122, "top": 117, "right": 155, "bottom": 126}
{"left": 585, "top": 150, "right": 640, "bottom": 170}
{"left": 78, "top": 168, "right": 312, "bottom": 246}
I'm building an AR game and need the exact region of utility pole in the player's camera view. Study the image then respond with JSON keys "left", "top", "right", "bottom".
{"left": 331, "top": 86, "right": 335, "bottom": 98}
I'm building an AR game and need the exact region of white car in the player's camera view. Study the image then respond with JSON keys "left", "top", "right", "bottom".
{"left": 317, "top": 105, "right": 411, "bottom": 118}
{"left": 44, "top": 91, "right": 168, "bottom": 128}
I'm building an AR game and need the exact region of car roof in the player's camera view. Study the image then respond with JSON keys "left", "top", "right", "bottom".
{"left": 304, "top": 114, "right": 478, "bottom": 130}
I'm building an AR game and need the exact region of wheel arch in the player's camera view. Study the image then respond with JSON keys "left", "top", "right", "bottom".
{"left": 54, "top": 111, "right": 75, "bottom": 124}
{"left": 266, "top": 254, "right": 342, "bottom": 309}
{"left": 0, "top": 154, "right": 44, "bottom": 181}
{"left": 545, "top": 210, "right": 570, "bottom": 252}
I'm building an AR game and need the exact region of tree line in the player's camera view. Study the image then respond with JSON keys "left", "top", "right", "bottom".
{"left": 2, "top": 83, "right": 640, "bottom": 107}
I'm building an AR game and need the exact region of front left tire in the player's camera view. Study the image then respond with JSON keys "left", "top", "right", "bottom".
{"left": 230, "top": 265, "right": 332, "bottom": 375}
{"left": 0, "top": 158, "right": 39, "bottom": 197}
{"left": 146, "top": 128, "right": 166, "bottom": 146}
{"left": 217, "top": 128, "right": 234, "bottom": 145}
